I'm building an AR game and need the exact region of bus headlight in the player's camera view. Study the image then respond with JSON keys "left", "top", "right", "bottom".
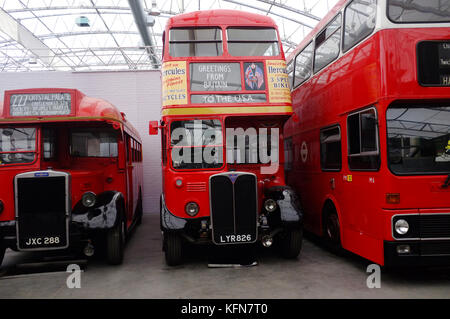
{"left": 185, "top": 202, "right": 199, "bottom": 216}
{"left": 264, "top": 199, "right": 277, "bottom": 213}
{"left": 82, "top": 192, "right": 96, "bottom": 208}
{"left": 0, "top": 200, "right": 3, "bottom": 214}
{"left": 395, "top": 219, "right": 409, "bottom": 235}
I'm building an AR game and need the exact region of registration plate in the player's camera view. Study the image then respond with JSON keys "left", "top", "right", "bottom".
{"left": 23, "top": 236, "right": 62, "bottom": 248}
{"left": 440, "top": 74, "right": 450, "bottom": 86}
{"left": 217, "top": 234, "right": 255, "bottom": 244}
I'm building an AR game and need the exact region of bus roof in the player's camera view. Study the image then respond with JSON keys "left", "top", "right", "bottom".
{"left": 287, "top": 0, "right": 346, "bottom": 61}
{"left": 167, "top": 9, "right": 277, "bottom": 28}
{"left": 0, "top": 88, "right": 141, "bottom": 140}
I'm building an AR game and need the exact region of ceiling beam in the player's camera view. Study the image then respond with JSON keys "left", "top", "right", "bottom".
{"left": 255, "top": 0, "right": 320, "bottom": 21}
{"left": 0, "top": 8, "right": 55, "bottom": 69}
{"left": 222, "top": 0, "right": 315, "bottom": 29}
{"left": 128, "top": 0, "right": 160, "bottom": 68}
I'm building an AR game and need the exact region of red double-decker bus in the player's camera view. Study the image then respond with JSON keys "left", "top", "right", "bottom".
{"left": 150, "top": 9, "right": 303, "bottom": 266}
{"left": 284, "top": 0, "right": 450, "bottom": 266}
{"left": 0, "top": 88, "right": 143, "bottom": 266}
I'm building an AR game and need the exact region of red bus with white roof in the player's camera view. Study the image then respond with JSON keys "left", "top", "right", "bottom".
{"left": 150, "top": 9, "right": 303, "bottom": 266}
{"left": 0, "top": 88, "right": 143, "bottom": 266}
{"left": 284, "top": 0, "right": 450, "bottom": 266}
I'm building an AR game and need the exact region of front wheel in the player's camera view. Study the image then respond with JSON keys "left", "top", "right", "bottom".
{"left": 164, "top": 232, "right": 183, "bottom": 266}
{"left": 0, "top": 240, "right": 5, "bottom": 267}
{"left": 106, "top": 218, "right": 125, "bottom": 265}
{"left": 279, "top": 228, "right": 303, "bottom": 259}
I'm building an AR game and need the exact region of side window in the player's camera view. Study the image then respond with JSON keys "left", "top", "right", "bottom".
{"left": 343, "top": 0, "right": 377, "bottom": 52}
{"left": 161, "top": 127, "right": 167, "bottom": 166}
{"left": 314, "top": 14, "right": 342, "bottom": 73}
{"left": 286, "top": 60, "right": 294, "bottom": 90}
{"left": 42, "top": 128, "right": 56, "bottom": 160}
{"left": 284, "top": 137, "right": 293, "bottom": 171}
{"left": 347, "top": 108, "right": 380, "bottom": 170}
{"left": 162, "top": 31, "right": 165, "bottom": 59}
{"left": 294, "top": 42, "right": 314, "bottom": 87}
{"left": 320, "top": 126, "right": 342, "bottom": 171}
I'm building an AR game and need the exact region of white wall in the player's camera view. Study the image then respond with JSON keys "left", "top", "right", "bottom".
{"left": 0, "top": 70, "right": 162, "bottom": 214}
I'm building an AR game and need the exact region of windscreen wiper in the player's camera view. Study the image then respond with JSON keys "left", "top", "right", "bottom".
{"left": 442, "top": 173, "right": 450, "bottom": 188}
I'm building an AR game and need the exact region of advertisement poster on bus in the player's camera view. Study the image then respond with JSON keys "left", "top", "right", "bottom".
{"left": 162, "top": 61, "right": 187, "bottom": 106}
{"left": 266, "top": 60, "right": 291, "bottom": 104}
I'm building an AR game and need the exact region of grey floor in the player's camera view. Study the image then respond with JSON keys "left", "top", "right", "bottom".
{"left": 1, "top": 213, "right": 450, "bottom": 299}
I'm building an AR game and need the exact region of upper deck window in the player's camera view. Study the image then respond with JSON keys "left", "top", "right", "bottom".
{"left": 388, "top": 0, "right": 450, "bottom": 23}
{"left": 169, "top": 28, "right": 223, "bottom": 57}
{"left": 0, "top": 127, "right": 36, "bottom": 165}
{"left": 343, "top": 0, "right": 377, "bottom": 52}
{"left": 227, "top": 28, "right": 280, "bottom": 57}
{"left": 294, "top": 42, "right": 314, "bottom": 87}
{"left": 314, "top": 14, "right": 342, "bottom": 73}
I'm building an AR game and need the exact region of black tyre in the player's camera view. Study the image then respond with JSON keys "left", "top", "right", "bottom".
{"left": 0, "top": 241, "right": 5, "bottom": 267}
{"left": 136, "top": 190, "right": 143, "bottom": 226}
{"left": 106, "top": 217, "right": 125, "bottom": 265}
{"left": 164, "top": 232, "right": 183, "bottom": 266}
{"left": 323, "top": 209, "right": 343, "bottom": 254}
{"left": 279, "top": 228, "right": 303, "bottom": 259}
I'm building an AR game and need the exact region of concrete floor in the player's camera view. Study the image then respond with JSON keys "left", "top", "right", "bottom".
{"left": 1, "top": 213, "right": 450, "bottom": 299}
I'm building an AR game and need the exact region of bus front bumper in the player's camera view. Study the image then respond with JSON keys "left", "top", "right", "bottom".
{"left": 384, "top": 240, "right": 450, "bottom": 267}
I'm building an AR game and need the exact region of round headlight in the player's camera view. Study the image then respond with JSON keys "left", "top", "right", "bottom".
{"left": 82, "top": 192, "right": 96, "bottom": 208}
{"left": 185, "top": 202, "right": 199, "bottom": 216}
{"left": 395, "top": 219, "right": 409, "bottom": 235}
{"left": 0, "top": 200, "right": 4, "bottom": 214}
{"left": 264, "top": 199, "right": 277, "bottom": 213}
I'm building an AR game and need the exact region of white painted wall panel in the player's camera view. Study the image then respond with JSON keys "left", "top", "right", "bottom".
{"left": 0, "top": 70, "right": 162, "bottom": 214}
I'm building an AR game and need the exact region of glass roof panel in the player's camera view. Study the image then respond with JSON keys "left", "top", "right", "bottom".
{"left": 0, "top": 0, "right": 339, "bottom": 71}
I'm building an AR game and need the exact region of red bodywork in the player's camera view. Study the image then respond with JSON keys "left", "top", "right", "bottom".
{"left": 160, "top": 10, "right": 293, "bottom": 225}
{"left": 0, "top": 88, "right": 143, "bottom": 232}
{"left": 284, "top": 1, "right": 450, "bottom": 265}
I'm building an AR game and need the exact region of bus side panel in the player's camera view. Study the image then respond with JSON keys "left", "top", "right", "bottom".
{"left": 286, "top": 32, "right": 385, "bottom": 264}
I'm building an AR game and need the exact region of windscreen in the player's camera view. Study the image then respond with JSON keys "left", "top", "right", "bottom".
{"left": 388, "top": 0, "right": 450, "bottom": 23}
{"left": 170, "top": 119, "right": 223, "bottom": 169}
{"left": 227, "top": 28, "right": 280, "bottom": 57}
{"left": 387, "top": 105, "right": 450, "bottom": 174}
{"left": 0, "top": 127, "right": 36, "bottom": 165}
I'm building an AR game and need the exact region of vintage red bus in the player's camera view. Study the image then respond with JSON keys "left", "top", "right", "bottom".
{"left": 284, "top": 0, "right": 450, "bottom": 266}
{"left": 0, "top": 88, "right": 143, "bottom": 266}
{"left": 150, "top": 9, "right": 303, "bottom": 266}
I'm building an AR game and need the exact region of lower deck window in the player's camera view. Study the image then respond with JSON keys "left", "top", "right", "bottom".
{"left": 347, "top": 107, "right": 380, "bottom": 170}
{"left": 320, "top": 126, "right": 342, "bottom": 171}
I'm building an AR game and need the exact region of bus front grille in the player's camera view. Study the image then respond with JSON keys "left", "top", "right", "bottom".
{"left": 420, "top": 215, "right": 450, "bottom": 239}
{"left": 209, "top": 172, "right": 257, "bottom": 245}
{"left": 15, "top": 172, "right": 69, "bottom": 250}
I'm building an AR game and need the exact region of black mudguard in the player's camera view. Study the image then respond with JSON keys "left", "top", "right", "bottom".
{"left": 72, "top": 191, "right": 124, "bottom": 230}
{"left": 265, "top": 186, "right": 303, "bottom": 228}
{"left": 160, "top": 194, "right": 186, "bottom": 232}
